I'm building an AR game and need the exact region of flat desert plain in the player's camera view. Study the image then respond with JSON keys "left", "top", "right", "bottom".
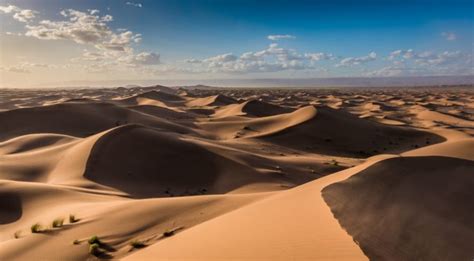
{"left": 0, "top": 85, "right": 473, "bottom": 260}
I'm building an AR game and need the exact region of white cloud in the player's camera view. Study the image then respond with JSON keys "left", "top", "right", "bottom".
{"left": 11, "top": 7, "right": 161, "bottom": 74}
{"left": 78, "top": 50, "right": 106, "bottom": 61}
{"left": 0, "top": 4, "right": 37, "bottom": 23}
{"left": 414, "top": 51, "right": 463, "bottom": 66}
{"left": 26, "top": 9, "right": 114, "bottom": 44}
{"left": 388, "top": 49, "right": 467, "bottom": 67}
{"left": 336, "top": 52, "right": 377, "bottom": 67}
{"left": 305, "top": 52, "right": 334, "bottom": 61}
{"left": 126, "top": 2, "right": 143, "bottom": 8}
{"left": 187, "top": 43, "right": 320, "bottom": 74}
{"left": 382, "top": 49, "right": 471, "bottom": 76}
{"left": 5, "top": 31, "right": 23, "bottom": 36}
{"left": 388, "top": 49, "right": 415, "bottom": 60}
{"left": 267, "top": 34, "right": 295, "bottom": 41}
{"left": 366, "top": 65, "right": 423, "bottom": 77}
{"left": 119, "top": 52, "right": 160, "bottom": 65}
{"left": 253, "top": 43, "right": 304, "bottom": 61}
{"left": 0, "top": 62, "right": 55, "bottom": 74}
{"left": 441, "top": 32, "right": 457, "bottom": 41}
{"left": 0, "top": 5, "right": 19, "bottom": 13}
{"left": 1, "top": 66, "right": 31, "bottom": 74}
{"left": 13, "top": 9, "right": 37, "bottom": 22}
{"left": 185, "top": 58, "right": 203, "bottom": 64}
{"left": 204, "top": 53, "right": 238, "bottom": 63}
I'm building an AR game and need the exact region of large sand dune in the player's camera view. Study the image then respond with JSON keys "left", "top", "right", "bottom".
{"left": 0, "top": 86, "right": 473, "bottom": 260}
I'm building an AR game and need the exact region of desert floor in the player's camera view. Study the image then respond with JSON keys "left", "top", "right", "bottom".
{"left": 0, "top": 85, "right": 473, "bottom": 260}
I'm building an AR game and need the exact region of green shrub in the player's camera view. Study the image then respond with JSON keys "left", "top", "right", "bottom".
{"left": 52, "top": 218, "right": 64, "bottom": 228}
{"left": 69, "top": 214, "right": 79, "bottom": 223}
{"left": 163, "top": 230, "right": 174, "bottom": 237}
{"left": 89, "top": 243, "right": 102, "bottom": 256}
{"left": 88, "top": 235, "right": 101, "bottom": 245}
{"left": 31, "top": 223, "right": 43, "bottom": 233}
{"left": 130, "top": 239, "right": 146, "bottom": 248}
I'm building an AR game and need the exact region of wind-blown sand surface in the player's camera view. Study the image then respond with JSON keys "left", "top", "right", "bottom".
{"left": 0, "top": 85, "right": 473, "bottom": 260}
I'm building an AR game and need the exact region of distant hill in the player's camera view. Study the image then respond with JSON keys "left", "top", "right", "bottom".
{"left": 25, "top": 75, "right": 473, "bottom": 89}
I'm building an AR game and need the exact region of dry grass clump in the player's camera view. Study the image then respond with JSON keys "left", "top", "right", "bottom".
{"left": 129, "top": 239, "right": 147, "bottom": 249}
{"left": 69, "top": 214, "right": 80, "bottom": 223}
{"left": 30, "top": 223, "right": 43, "bottom": 233}
{"left": 52, "top": 218, "right": 64, "bottom": 228}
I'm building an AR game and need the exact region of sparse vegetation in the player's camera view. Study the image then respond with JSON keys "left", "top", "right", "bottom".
{"left": 163, "top": 230, "right": 175, "bottom": 237}
{"left": 73, "top": 239, "right": 81, "bottom": 245}
{"left": 130, "top": 239, "right": 147, "bottom": 249}
{"left": 89, "top": 243, "right": 103, "bottom": 256}
{"left": 331, "top": 159, "right": 339, "bottom": 166}
{"left": 52, "top": 218, "right": 64, "bottom": 228}
{"left": 31, "top": 223, "right": 43, "bottom": 233}
{"left": 69, "top": 214, "right": 79, "bottom": 223}
{"left": 14, "top": 231, "right": 21, "bottom": 239}
{"left": 88, "top": 235, "right": 101, "bottom": 245}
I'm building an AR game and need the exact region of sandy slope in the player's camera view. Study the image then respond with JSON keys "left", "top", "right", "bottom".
{"left": 123, "top": 156, "right": 392, "bottom": 261}
{"left": 322, "top": 155, "right": 474, "bottom": 261}
{"left": 0, "top": 86, "right": 473, "bottom": 260}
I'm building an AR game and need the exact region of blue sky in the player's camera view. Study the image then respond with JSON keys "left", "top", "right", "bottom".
{"left": 0, "top": 0, "right": 472, "bottom": 86}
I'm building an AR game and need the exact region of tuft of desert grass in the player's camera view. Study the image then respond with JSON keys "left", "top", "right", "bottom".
{"left": 69, "top": 214, "right": 79, "bottom": 223}
{"left": 31, "top": 223, "right": 43, "bottom": 233}
{"left": 89, "top": 243, "right": 102, "bottom": 256}
{"left": 163, "top": 230, "right": 175, "bottom": 237}
{"left": 88, "top": 235, "right": 101, "bottom": 245}
{"left": 129, "top": 239, "right": 146, "bottom": 249}
{"left": 88, "top": 235, "right": 100, "bottom": 245}
{"left": 52, "top": 218, "right": 64, "bottom": 228}
{"left": 14, "top": 231, "right": 21, "bottom": 239}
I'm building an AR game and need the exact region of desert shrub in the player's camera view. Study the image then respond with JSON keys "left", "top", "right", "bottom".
{"left": 31, "top": 223, "right": 43, "bottom": 233}
{"left": 163, "top": 230, "right": 174, "bottom": 237}
{"left": 89, "top": 243, "right": 102, "bottom": 256}
{"left": 69, "top": 214, "right": 79, "bottom": 223}
{"left": 73, "top": 239, "right": 81, "bottom": 245}
{"left": 52, "top": 218, "right": 64, "bottom": 228}
{"left": 14, "top": 231, "right": 21, "bottom": 239}
{"left": 130, "top": 239, "right": 146, "bottom": 248}
{"left": 88, "top": 235, "right": 101, "bottom": 245}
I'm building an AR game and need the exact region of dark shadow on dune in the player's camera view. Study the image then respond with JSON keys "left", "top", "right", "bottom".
{"left": 0, "top": 192, "right": 22, "bottom": 224}
{"left": 83, "top": 124, "right": 219, "bottom": 198}
{"left": 322, "top": 156, "right": 474, "bottom": 261}
{"left": 83, "top": 124, "right": 276, "bottom": 198}
{"left": 262, "top": 106, "right": 446, "bottom": 158}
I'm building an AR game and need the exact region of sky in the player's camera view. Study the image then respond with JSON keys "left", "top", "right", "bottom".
{"left": 0, "top": 0, "right": 472, "bottom": 87}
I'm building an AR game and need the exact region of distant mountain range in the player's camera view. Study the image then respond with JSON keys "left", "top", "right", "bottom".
{"left": 27, "top": 75, "right": 474, "bottom": 89}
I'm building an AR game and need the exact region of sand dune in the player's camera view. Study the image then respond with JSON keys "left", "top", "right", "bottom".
{"left": 259, "top": 106, "right": 444, "bottom": 157}
{"left": 84, "top": 124, "right": 280, "bottom": 198}
{"left": 199, "top": 105, "right": 316, "bottom": 139}
{"left": 0, "top": 86, "right": 472, "bottom": 260}
{"left": 123, "top": 156, "right": 395, "bottom": 260}
{"left": 0, "top": 102, "right": 193, "bottom": 141}
{"left": 213, "top": 99, "right": 294, "bottom": 117}
{"left": 322, "top": 156, "right": 474, "bottom": 261}
{"left": 185, "top": 94, "right": 237, "bottom": 107}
